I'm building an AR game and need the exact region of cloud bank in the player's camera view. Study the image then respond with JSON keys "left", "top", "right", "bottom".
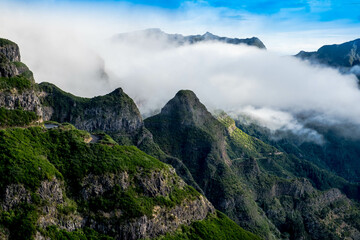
{"left": 1, "top": 1, "right": 360, "bottom": 143}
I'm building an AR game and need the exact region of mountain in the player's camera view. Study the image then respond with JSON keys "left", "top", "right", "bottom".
{"left": 2, "top": 37, "right": 360, "bottom": 240}
{"left": 145, "top": 90, "right": 360, "bottom": 240}
{"left": 0, "top": 38, "right": 260, "bottom": 240}
{"left": 114, "top": 28, "right": 266, "bottom": 49}
{"left": 296, "top": 38, "right": 360, "bottom": 79}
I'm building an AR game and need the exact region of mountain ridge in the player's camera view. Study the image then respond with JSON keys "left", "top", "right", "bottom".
{"left": 114, "top": 28, "right": 267, "bottom": 49}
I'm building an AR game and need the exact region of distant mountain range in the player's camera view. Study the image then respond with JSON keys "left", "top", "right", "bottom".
{"left": 296, "top": 38, "right": 360, "bottom": 79}
{"left": 114, "top": 28, "right": 267, "bottom": 49}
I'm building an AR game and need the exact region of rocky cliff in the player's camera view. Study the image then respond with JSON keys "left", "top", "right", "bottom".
{"left": 39, "top": 83, "right": 144, "bottom": 144}
{"left": 0, "top": 38, "right": 43, "bottom": 125}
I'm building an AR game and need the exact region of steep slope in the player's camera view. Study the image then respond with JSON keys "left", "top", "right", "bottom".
{"left": 234, "top": 117, "right": 360, "bottom": 189}
{"left": 38, "top": 82, "right": 203, "bottom": 194}
{"left": 114, "top": 28, "right": 266, "bottom": 49}
{"left": 145, "top": 90, "right": 360, "bottom": 240}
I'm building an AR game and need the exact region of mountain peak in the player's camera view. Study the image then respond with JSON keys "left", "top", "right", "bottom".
{"left": 109, "top": 87, "right": 124, "bottom": 96}
{"left": 203, "top": 32, "right": 216, "bottom": 38}
{"left": 159, "top": 90, "right": 215, "bottom": 128}
{"left": 162, "top": 90, "right": 202, "bottom": 113}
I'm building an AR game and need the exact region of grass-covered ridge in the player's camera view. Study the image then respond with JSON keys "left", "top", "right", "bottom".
{"left": 0, "top": 125, "right": 166, "bottom": 191}
{"left": 0, "top": 38, "right": 16, "bottom": 47}
{"left": 0, "top": 125, "right": 256, "bottom": 239}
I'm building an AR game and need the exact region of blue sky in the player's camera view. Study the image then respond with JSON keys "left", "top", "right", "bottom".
{"left": 2, "top": 0, "right": 360, "bottom": 53}
{"left": 14, "top": 0, "right": 360, "bottom": 22}
{"left": 29, "top": 0, "right": 360, "bottom": 23}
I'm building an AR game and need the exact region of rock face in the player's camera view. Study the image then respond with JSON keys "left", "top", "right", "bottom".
{"left": 0, "top": 39, "right": 20, "bottom": 62}
{"left": 0, "top": 39, "right": 22, "bottom": 78}
{"left": 115, "top": 28, "right": 267, "bottom": 49}
{"left": 0, "top": 89, "right": 43, "bottom": 116}
{"left": 80, "top": 169, "right": 215, "bottom": 240}
{"left": 0, "top": 38, "right": 43, "bottom": 121}
{"left": 0, "top": 171, "right": 215, "bottom": 240}
{"left": 111, "top": 195, "right": 214, "bottom": 240}
{"left": 80, "top": 168, "right": 216, "bottom": 240}
{"left": 39, "top": 83, "right": 147, "bottom": 145}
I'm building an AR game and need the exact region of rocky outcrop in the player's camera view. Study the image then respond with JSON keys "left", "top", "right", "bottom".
{"left": 0, "top": 39, "right": 22, "bottom": 78}
{"left": 80, "top": 167, "right": 215, "bottom": 239}
{"left": 89, "top": 195, "right": 215, "bottom": 240}
{"left": 37, "top": 179, "right": 85, "bottom": 232}
{"left": 81, "top": 172, "right": 130, "bottom": 200}
{"left": 1, "top": 184, "right": 32, "bottom": 211}
{"left": 39, "top": 83, "right": 148, "bottom": 145}
{"left": 0, "top": 89, "right": 43, "bottom": 116}
{"left": 1, "top": 169, "right": 215, "bottom": 240}
{"left": 135, "top": 167, "right": 186, "bottom": 197}
{"left": 0, "top": 39, "right": 20, "bottom": 62}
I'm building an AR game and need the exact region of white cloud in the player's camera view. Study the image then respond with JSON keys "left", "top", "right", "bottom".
{"left": 1, "top": 1, "right": 360, "bottom": 143}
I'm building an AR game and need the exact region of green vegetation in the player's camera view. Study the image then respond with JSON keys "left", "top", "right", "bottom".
{"left": 97, "top": 133, "right": 118, "bottom": 145}
{"left": 0, "top": 38, "right": 16, "bottom": 47}
{"left": 0, "top": 126, "right": 167, "bottom": 192}
{"left": 0, "top": 107, "right": 39, "bottom": 127}
{"left": 145, "top": 92, "right": 279, "bottom": 240}
{"left": 86, "top": 185, "right": 200, "bottom": 221}
{"left": 0, "top": 125, "right": 232, "bottom": 239}
{"left": 44, "top": 226, "right": 114, "bottom": 240}
{"left": 218, "top": 113, "right": 275, "bottom": 159}
{"left": 0, "top": 203, "right": 38, "bottom": 240}
{"left": 0, "top": 75, "right": 33, "bottom": 92}
{"left": 155, "top": 211, "right": 262, "bottom": 240}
